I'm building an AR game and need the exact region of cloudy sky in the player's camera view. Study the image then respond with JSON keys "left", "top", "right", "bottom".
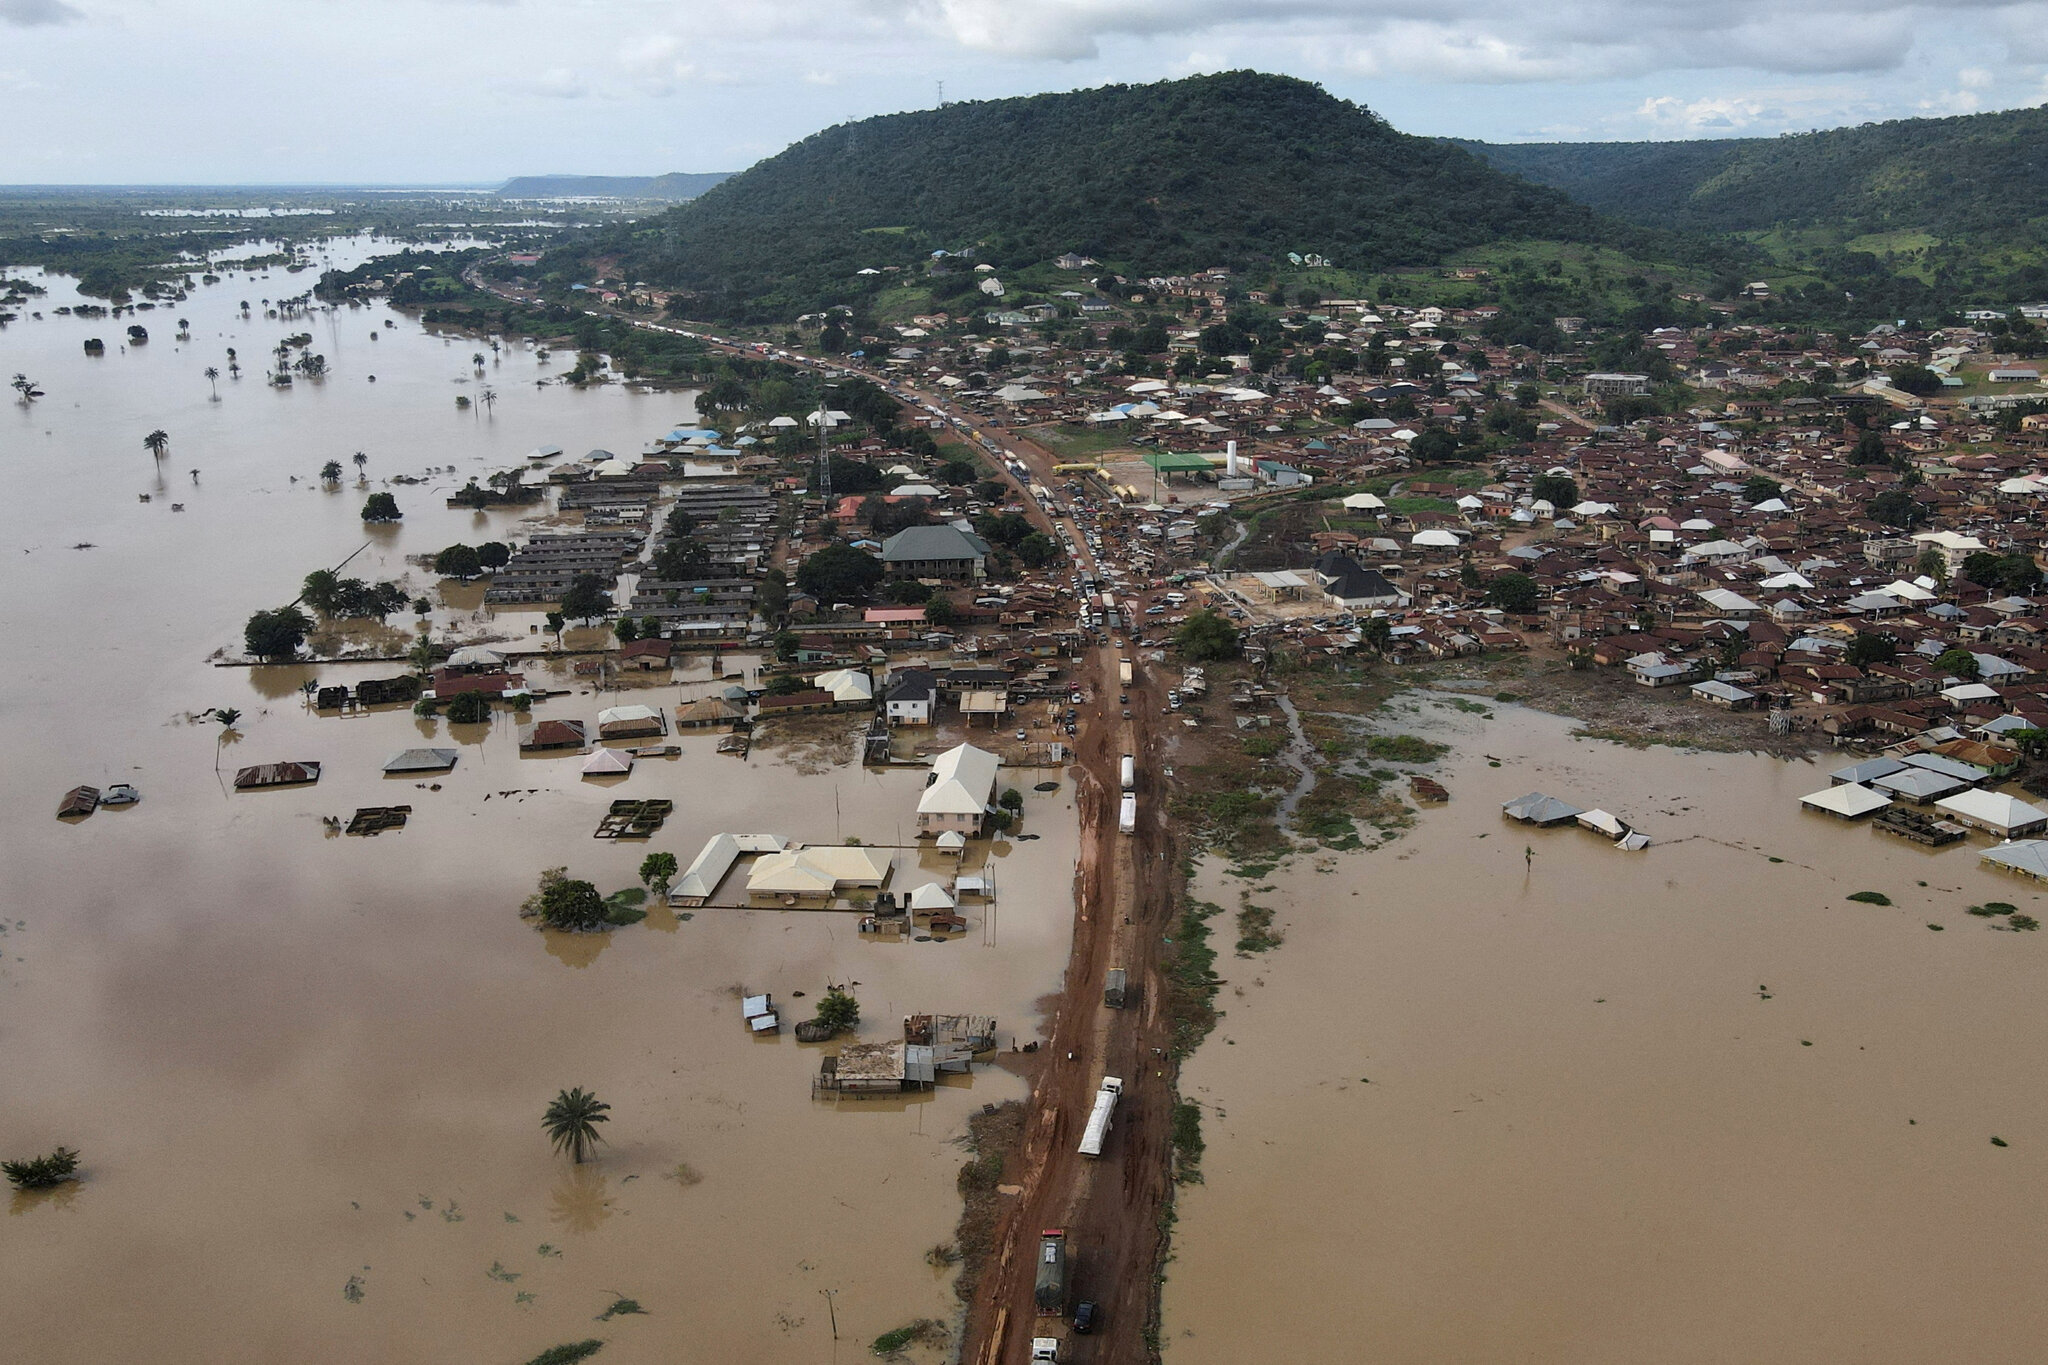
{"left": 3, "top": 0, "right": 2045, "bottom": 183}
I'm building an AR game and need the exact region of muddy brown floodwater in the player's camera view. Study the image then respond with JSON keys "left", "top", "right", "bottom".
{"left": 0, "top": 252, "right": 1081, "bottom": 1363}
{"left": 1164, "top": 696, "right": 2048, "bottom": 1365}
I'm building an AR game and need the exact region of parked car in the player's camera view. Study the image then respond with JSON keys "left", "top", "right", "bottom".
{"left": 1074, "top": 1301, "right": 1098, "bottom": 1334}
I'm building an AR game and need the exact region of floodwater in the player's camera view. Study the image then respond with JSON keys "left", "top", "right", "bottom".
{"left": 0, "top": 251, "right": 1081, "bottom": 1362}
{"left": 1164, "top": 697, "right": 2048, "bottom": 1364}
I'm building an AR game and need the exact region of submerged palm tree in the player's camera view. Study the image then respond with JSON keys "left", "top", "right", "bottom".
{"left": 353, "top": 450, "right": 368, "bottom": 477}
{"left": 210, "top": 706, "right": 242, "bottom": 773}
{"left": 204, "top": 366, "right": 220, "bottom": 400}
{"left": 144, "top": 429, "right": 170, "bottom": 461}
{"left": 541, "top": 1087, "right": 610, "bottom": 1165}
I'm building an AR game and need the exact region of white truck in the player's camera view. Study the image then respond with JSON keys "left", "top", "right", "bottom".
{"left": 1118, "top": 793, "right": 1136, "bottom": 835}
{"left": 1078, "top": 1076, "right": 1124, "bottom": 1157}
{"left": 1031, "top": 1338, "right": 1061, "bottom": 1362}
{"left": 1118, "top": 657, "right": 1134, "bottom": 686}
{"left": 1119, "top": 753, "right": 1136, "bottom": 793}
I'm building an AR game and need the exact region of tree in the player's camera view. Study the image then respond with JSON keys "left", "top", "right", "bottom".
{"left": 361, "top": 492, "right": 402, "bottom": 522}
{"left": 11, "top": 373, "right": 41, "bottom": 402}
{"left": 1530, "top": 474, "right": 1577, "bottom": 508}
{"left": 2, "top": 1147, "right": 81, "bottom": 1191}
{"left": 1359, "top": 616, "right": 1393, "bottom": 654}
{"left": 975, "top": 512, "right": 1034, "bottom": 548}
{"left": 435, "top": 544, "right": 483, "bottom": 578}
{"left": 651, "top": 536, "right": 711, "bottom": 581}
{"left": 923, "top": 595, "right": 960, "bottom": 627}
{"left": 867, "top": 496, "right": 931, "bottom": 539}
{"left": 1851, "top": 430, "right": 1890, "bottom": 466}
{"left": 204, "top": 366, "right": 220, "bottom": 400}
{"left": 545, "top": 611, "right": 566, "bottom": 642}
{"left": 446, "top": 691, "right": 492, "bottom": 724}
{"left": 143, "top": 428, "right": 170, "bottom": 461}
{"left": 639, "top": 852, "right": 678, "bottom": 895}
{"left": 560, "top": 575, "right": 612, "bottom": 623}
{"left": 824, "top": 455, "right": 883, "bottom": 494}
{"left": 203, "top": 704, "right": 244, "bottom": 774}
{"left": 353, "top": 450, "right": 368, "bottom": 476}
{"left": 1743, "top": 474, "right": 1782, "bottom": 504}
{"left": 1913, "top": 547, "right": 1948, "bottom": 585}
{"left": 796, "top": 542, "right": 883, "bottom": 604}
{"left": 320, "top": 459, "right": 343, "bottom": 484}
{"left": 938, "top": 457, "right": 979, "bottom": 486}
{"left": 541, "top": 1087, "right": 611, "bottom": 1165}
{"left": 523, "top": 867, "right": 609, "bottom": 933}
{"left": 244, "top": 607, "right": 311, "bottom": 660}
{"left": 1175, "top": 609, "right": 1241, "bottom": 662}
{"left": 1936, "top": 647, "right": 1982, "bottom": 682}
{"left": 1845, "top": 633, "right": 1898, "bottom": 667}
{"left": 1017, "top": 532, "right": 1059, "bottom": 568}
{"left": 1866, "top": 489, "right": 1926, "bottom": 529}
{"left": 812, "top": 987, "right": 859, "bottom": 1035}
{"left": 300, "top": 569, "right": 341, "bottom": 614}
{"left": 1409, "top": 428, "right": 1459, "bottom": 463}
{"left": 1486, "top": 571, "right": 1540, "bottom": 613}
{"left": 615, "top": 615, "right": 639, "bottom": 644}
{"left": 1887, "top": 364, "right": 1943, "bottom": 396}
{"left": 998, "top": 787, "right": 1024, "bottom": 812}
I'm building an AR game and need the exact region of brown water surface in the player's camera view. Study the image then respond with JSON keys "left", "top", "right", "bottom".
{"left": 1164, "top": 698, "right": 2048, "bottom": 1364}
{"left": 1, "top": 252, "right": 1079, "bottom": 1362}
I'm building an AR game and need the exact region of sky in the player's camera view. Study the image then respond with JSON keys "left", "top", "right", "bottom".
{"left": 3, "top": 0, "right": 2046, "bottom": 183}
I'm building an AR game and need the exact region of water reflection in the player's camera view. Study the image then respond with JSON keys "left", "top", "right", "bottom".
{"left": 246, "top": 664, "right": 316, "bottom": 700}
{"left": 547, "top": 1164, "right": 616, "bottom": 1233}
{"left": 541, "top": 929, "right": 610, "bottom": 969}
{"left": 9, "top": 1182, "right": 83, "bottom": 1217}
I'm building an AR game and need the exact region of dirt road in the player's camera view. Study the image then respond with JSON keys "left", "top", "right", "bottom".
{"left": 956, "top": 644, "right": 1180, "bottom": 1365}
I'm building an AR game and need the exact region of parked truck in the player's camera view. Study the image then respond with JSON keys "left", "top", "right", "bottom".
{"left": 1034, "top": 1229, "right": 1069, "bottom": 1312}
{"left": 1078, "top": 1077, "right": 1124, "bottom": 1157}
{"left": 1118, "top": 793, "right": 1136, "bottom": 835}
{"left": 1118, "top": 657, "right": 1134, "bottom": 686}
{"left": 1119, "top": 753, "right": 1136, "bottom": 793}
{"left": 1031, "top": 1338, "right": 1060, "bottom": 1362}
{"left": 1103, "top": 967, "right": 1127, "bottom": 1009}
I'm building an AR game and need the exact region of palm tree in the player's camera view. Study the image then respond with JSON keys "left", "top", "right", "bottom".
{"left": 352, "top": 450, "right": 368, "bottom": 478}
{"left": 471, "top": 351, "right": 486, "bottom": 370}
{"left": 210, "top": 707, "right": 242, "bottom": 773}
{"left": 204, "top": 366, "right": 220, "bottom": 400}
{"left": 320, "top": 459, "right": 343, "bottom": 484}
{"left": 144, "top": 429, "right": 170, "bottom": 461}
{"left": 478, "top": 386, "right": 497, "bottom": 415}
{"left": 541, "top": 1088, "right": 610, "bottom": 1165}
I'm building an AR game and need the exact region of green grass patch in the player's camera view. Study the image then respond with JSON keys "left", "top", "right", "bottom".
{"left": 1171, "top": 1101, "right": 1206, "bottom": 1184}
{"left": 1235, "top": 900, "right": 1282, "bottom": 955}
{"left": 1164, "top": 900, "right": 1224, "bottom": 1060}
{"left": 524, "top": 1343, "right": 604, "bottom": 1365}
{"left": 1847, "top": 891, "right": 1893, "bottom": 906}
{"left": 1365, "top": 733, "right": 1447, "bottom": 763}
{"left": 870, "top": 1320, "right": 942, "bottom": 1355}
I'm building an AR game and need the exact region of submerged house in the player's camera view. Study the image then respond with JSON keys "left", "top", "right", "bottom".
{"left": 745, "top": 844, "right": 892, "bottom": 905}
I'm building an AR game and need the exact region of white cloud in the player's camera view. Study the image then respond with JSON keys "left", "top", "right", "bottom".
{"left": 1, "top": 0, "right": 81, "bottom": 25}
{"left": 882, "top": 0, "right": 2048, "bottom": 83}
{"left": 527, "top": 66, "right": 589, "bottom": 100}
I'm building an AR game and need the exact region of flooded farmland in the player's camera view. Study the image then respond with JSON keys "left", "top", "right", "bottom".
{"left": 1, "top": 253, "right": 1081, "bottom": 1362}
{"left": 1163, "top": 698, "right": 2048, "bottom": 1365}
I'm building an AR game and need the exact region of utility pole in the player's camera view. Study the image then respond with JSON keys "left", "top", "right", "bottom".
{"left": 817, "top": 395, "right": 832, "bottom": 506}
{"left": 820, "top": 1287, "right": 839, "bottom": 1340}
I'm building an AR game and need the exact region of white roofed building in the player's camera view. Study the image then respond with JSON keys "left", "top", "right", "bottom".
{"left": 917, "top": 742, "right": 1000, "bottom": 836}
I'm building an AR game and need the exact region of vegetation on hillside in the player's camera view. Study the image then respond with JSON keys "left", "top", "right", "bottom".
{"left": 1462, "top": 105, "right": 2048, "bottom": 312}
{"left": 551, "top": 71, "right": 1660, "bottom": 321}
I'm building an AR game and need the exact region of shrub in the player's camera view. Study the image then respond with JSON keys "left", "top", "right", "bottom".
{"left": 3, "top": 1146, "right": 80, "bottom": 1190}
{"left": 1846, "top": 891, "right": 1892, "bottom": 906}
{"left": 445, "top": 691, "right": 491, "bottom": 724}
{"left": 813, "top": 987, "right": 859, "bottom": 1034}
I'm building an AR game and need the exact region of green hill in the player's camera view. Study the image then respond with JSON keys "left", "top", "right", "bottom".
{"left": 1460, "top": 105, "right": 2048, "bottom": 254}
{"left": 573, "top": 71, "right": 1648, "bottom": 321}
{"left": 497, "top": 172, "right": 731, "bottom": 201}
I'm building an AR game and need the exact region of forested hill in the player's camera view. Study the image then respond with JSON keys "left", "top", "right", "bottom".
{"left": 571, "top": 71, "right": 1639, "bottom": 320}
{"left": 497, "top": 172, "right": 731, "bottom": 200}
{"left": 1458, "top": 104, "right": 2048, "bottom": 239}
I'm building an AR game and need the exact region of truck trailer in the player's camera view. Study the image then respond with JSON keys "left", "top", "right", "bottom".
{"left": 1078, "top": 1077, "right": 1124, "bottom": 1157}
{"left": 1103, "top": 967, "right": 1127, "bottom": 1009}
{"left": 1119, "top": 753, "right": 1136, "bottom": 792}
{"left": 1034, "top": 1229, "right": 1069, "bottom": 1312}
{"left": 1118, "top": 657, "right": 1134, "bottom": 686}
{"left": 1118, "top": 793, "right": 1136, "bottom": 835}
